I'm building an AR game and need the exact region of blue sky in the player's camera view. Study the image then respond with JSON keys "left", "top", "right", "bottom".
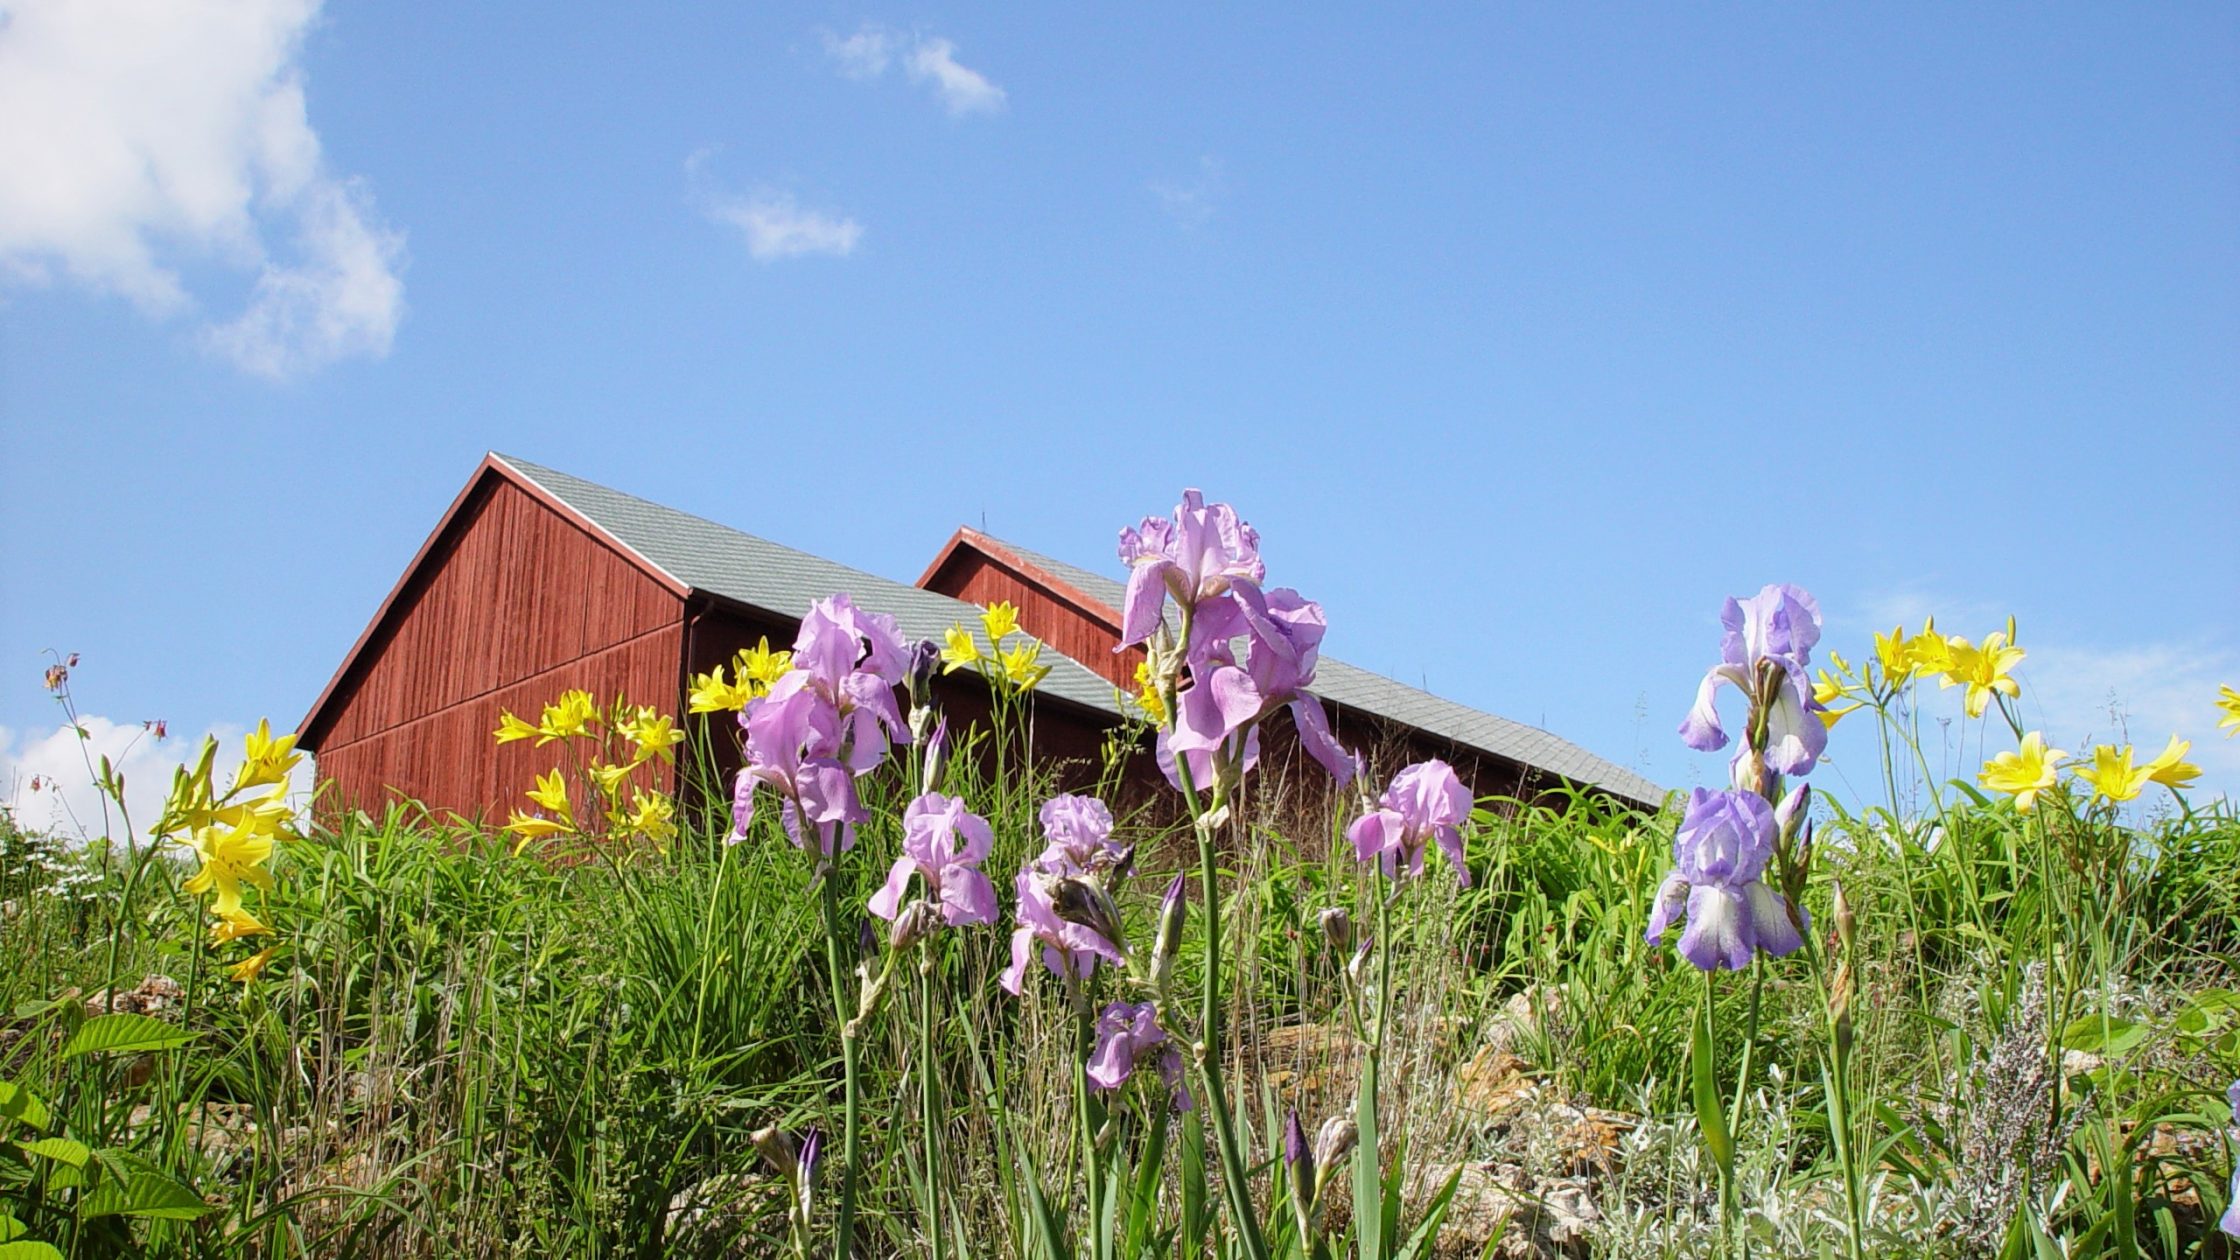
{"left": 3, "top": 2, "right": 2236, "bottom": 830}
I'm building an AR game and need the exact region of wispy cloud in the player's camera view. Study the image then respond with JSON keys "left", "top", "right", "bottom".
{"left": 2, "top": 717, "right": 315, "bottom": 846}
{"left": 822, "top": 24, "right": 1006, "bottom": 117}
{"left": 705, "top": 191, "right": 863, "bottom": 261}
{"left": 1150, "top": 156, "right": 1225, "bottom": 229}
{"left": 0, "top": 0, "right": 405, "bottom": 378}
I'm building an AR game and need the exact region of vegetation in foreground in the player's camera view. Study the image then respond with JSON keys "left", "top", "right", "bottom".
{"left": 6, "top": 492, "right": 2240, "bottom": 1260}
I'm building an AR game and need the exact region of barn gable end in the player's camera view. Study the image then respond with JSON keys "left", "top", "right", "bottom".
{"left": 300, "top": 459, "right": 687, "bottom": 819}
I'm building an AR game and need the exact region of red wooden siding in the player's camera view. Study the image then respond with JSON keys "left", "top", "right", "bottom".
{"left": 306, "top": 476, "right": 685, "bottom": 819}
{"left": 918, "top": 534, "right": 1142, "bottom": 690}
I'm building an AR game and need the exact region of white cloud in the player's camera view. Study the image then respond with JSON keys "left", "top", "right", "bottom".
{"left": 823, "top": 23, "right": 1005, "bottom": 117}
{"left": 2, "top": 717, "right": 316, "bottom": 848}
{"left": 2016, "top": 640, "right": 2240, "bottom": 797}
{"left": 704, "top": 191, "right": 863, "bottom": 261}
{"left": 0, "top": 0, "right": 404, "bottom": 377}
{"left": 1150, "top": 155, "right": 1225, "bottom": 229}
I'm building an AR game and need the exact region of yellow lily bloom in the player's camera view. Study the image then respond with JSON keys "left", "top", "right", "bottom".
{"left": 537, "top": 690, "right": 597, "bottom": 743}
{"left": 234, "top": 719, "right": 304, "bottom": 790}
{"left": 2076, "top": 744, "right": 2151, "bottom": 803}
{"left": 586, "top": 762, "right": 632, "bottom": 800}
{"left": 227, "top": 946, "right": 278, "bottom": 985}
{"left": 1873, "top": 626, "right": 1916, "bottom": 686}
{"left": 527, "top": 768, "right": 574, "bottom": 820}
{"left": 981, "top": 601, "right": 1021, "bottom": 643}
{"left": 1812, "top": 670, "right": 1864, "bottom": 730}
{"left": 1940, "top": 631, "right": 2024, "bottom": 719}
{"left": 2141, "top": 734, "right": 2200, "bottom": 791}
{"left": 503, "top": 812, "right": 572, "bottom": 852}
{"left": 736, "top": 638, "right": 793, "bottom": 694}
{"left": 2219, "top": 684, "right": 2240, "bottom": 738}
{"left": 688, "top": 667, "right": 748, "bottom": 713}
{"left": 180, "top": 823, "right": 277, "bottom": 918}
{"left": 1904, "top": 619, "right": 1952, "bottom": 678}
{"left": 626, "top": 789, "right": 677, "bottom": 844}
{"left": 209, "top": 908, "right": 272, "bottom": 946}
{"left": 1133, "top": 660, "right": 1167, "bottom": 724}
{"left": 940, "top": 624, "right": 982, "bottom": 674}
{"left": 1001, "top": 640, "right": 1051, "bottom": 692}
{"left": 1979, "top": 732, "right": 2066, "bottom": 812}
{"left": 494, "top": 710, "right": 541, "bottom": 743}
{"left": 623, "top": 709, "right": 682, "bottom": 762}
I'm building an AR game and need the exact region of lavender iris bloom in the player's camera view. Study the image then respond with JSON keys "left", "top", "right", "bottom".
{"left": 730, "top": 594, "right": 913, "bottom": 852}
{"left": 999, "top": 867, "right": 1126, "bottom": 994}
{"left": 2223, "top": 1081, "right": 2240, "bottom": 1238}
{"left": 868, "top": 792, "right": 998, "bottom": 928}
{"left": 1678, "top": 583, "right": 1827, "bottom": 777}
{"left": 1115, "top": 489, "right": 1265, "bottom": 650}
{"left": 1347, "top": 760, "right": 1474, "bottom": 886}
{"left": 1086, "top": 1000, "right": 1192, "bottom": 1111}
{"left": 1037, "top": 794, "right": 1124, "bottom": 871}
{"left": 1646, "top": 788, "right": 1807, "bottom": 971}
{"left": 1168, "top": 584, "right": 1355, "bottom": 785}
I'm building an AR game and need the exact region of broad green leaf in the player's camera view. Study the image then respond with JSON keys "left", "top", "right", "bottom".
{"left": 16, "top": 1139, "right": 88, "bottom": 1168}
{"left": 76, "top": 1171, "right": 215, "bottom": 1221}
{"left": 2061, "top": 1016, "right": 2147, "bottom": 1058}
{"left": 0, "top": 1214, "right": 22, "bottom": 1242}
{"left": 0, "top": 1084, "right": 48, "bottom": 1132}
{"left": 1353, "top": 1058, "right": 1383, "bottom": 1260}
{"left": 0, "top": 1241, "right": 63, "bottom": 1260}
{"left": 61, "top": 1014, "right": 192, "bottom": 1060}
{"left": 1691, "top": 996, "right": 1734, "bottom": 1179}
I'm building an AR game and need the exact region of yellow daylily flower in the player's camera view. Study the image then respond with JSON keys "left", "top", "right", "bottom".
{"left": 626, "top": 789, "right": 677, "bottom": 844}
{"left": 1001, "top": 640, "right": 1051, "bottom": 692}
{"left": 494, "top": 710, "right": 541, "bottom": 743}
{"left": 209, "top": 909, "right": 271, "bottom": 946}
{"left": 1133, "top": 660, "right": 1167, "bottom": 724}
{"left": 1979, "top": 732, "right": 2066, "bottom": 812}
{"left": 587, "top": 762, "right": 633, "bottom": 800}
{"left": 1940, "top": 631, "right": 2024, "bottom": 719}
{"left": 2219, "top": 684, "right": 2240, "bottom": 738}
{"left": 227, "top": 947, "right": 278, "bottom": 985}
{"left": 537, "top": 690, "right": 597, "bottom": 743}
{"left": 1873, "top": 626, "right": 1916, "bottom": 686}
{"left": 623, "top": 709, "right": 682, "bottom": 762}
{"left": 2076, "top": 744, "right": 2150, "bottom": 803}
{"left": 981, "top": 601, "right": 1021, "bottom": 644}
{"left": 940, "top": 624, "right": 982, "bottom": 674}
{"left": 688, "top": 667, "right": 749, "bottom": 713}
{"left": 234, "top": 719, "right": 303, "bottom": 790}
{"left": 1813, "top": 669, "right": 1864, "bottom": 730}
{"left": 503, "top": 812, "right": 573, "bottom": 851}
{"left": 736, "top": 638, "right": 793, "bottom": 695}
{"left": 1904, "top": 618, "right": 1952, "bottom": 679}
{"left": 2141, "top": 734, "right": 2200, "bottom": 791}
{"left": 527, "top": 768, "right": 574, "bottom": 820}
{"left": 180, "top": 823, "right": 277, "bottom": 918}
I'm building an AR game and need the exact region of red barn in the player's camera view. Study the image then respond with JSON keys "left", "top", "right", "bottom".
{"left": 298, "top": 455, "right": 1662, "bottom": 822}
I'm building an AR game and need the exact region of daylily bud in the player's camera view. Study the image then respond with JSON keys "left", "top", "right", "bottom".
{"left": 1318, "top": 907, "right": 1356, "bottom": 954}
{"left": 1049, "top": 875, "right": 1127, "bottom": 956}
{"left": 1283, "top": 1110, "right": 1316, "bottom": 1239}
{"left": 890, "top": 899, "right": 941, "bottom": 952}
{"left": 1150, "top": 872, "right": 1187, "bottom": 990}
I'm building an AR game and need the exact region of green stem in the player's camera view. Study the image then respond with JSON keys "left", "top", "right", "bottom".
{"left": 1075, "top": 999, "right": 1106, "bottom": 1260}
{"left": 920, "top": 958, "right": 946, "bottom": 1260}
{"left": 1729, "top": 965, "right": 1764, "bottom": 1121}
{"left": 818, "top": 874, "right": 861, "bottom": 1260}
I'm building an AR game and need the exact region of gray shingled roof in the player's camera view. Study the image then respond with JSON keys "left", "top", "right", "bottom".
{"left": 493, "top": 454, "right": 1126, "bottom": 719}
{"left": 988, "top": 536, "right": 1667, "bottom": 807}
{"left": 495, "top": 453, "right": 1662, "bottom": 808}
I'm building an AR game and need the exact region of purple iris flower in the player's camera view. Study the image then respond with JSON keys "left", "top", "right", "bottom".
{"left": 1037, "top": 794, "right": 1124, "bottom": 871}
{"left": 999, "top": 866, "right": 1127, "bottom": 994}
{"left": 1677, "top": 584, "right": 1827, "bottom": 777}
{"left": 730, "top": 594, "right": 913, "bottom": 852}
{"left": 2222, "top": 1081, "right": 2240, "bottom": 1238}
{"left": 1646, "top": 788, "right": 1807, "bottom": 971}
{"left": 1115, "top": 490, "right": 1265, "bottom": 650}
{"left": 868, "top": 792, "right": 998, "bottom": 928}
{"left": 1348, "top": 760, "right": 1474, "bottom": 886}
{"left": 1168, "top": 584, "right": 1355, "bottom": 785}
{"left": 1086, "top": 1000, "right": 1193, "bottom": 1111}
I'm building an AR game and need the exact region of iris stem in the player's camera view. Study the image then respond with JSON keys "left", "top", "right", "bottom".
{"left": 817, "top": 872, "right": 861, "bottom": 1260}
{"left": 920, "top": 957, "right": 946, "bottom": 1260}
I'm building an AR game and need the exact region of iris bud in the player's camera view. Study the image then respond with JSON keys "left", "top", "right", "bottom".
{"left": 1049, "top": 875, "right": 1127, "bottom": 956}
{"left": 890, "top": 899, "right": 941, "bottom": 952}
{"left": 1283, "top": 1110, "right": 1316, "bottom": 1238}
{"left": 1318, "top": 906, "right": 1355, "bottom": 954}
{"left": 1150, "top": 873, "right": 1187, "bottom": 990}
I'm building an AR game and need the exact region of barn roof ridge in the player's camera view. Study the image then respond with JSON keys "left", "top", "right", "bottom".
{"left": 954, "top": 530, "right": 1667, "bottom": 808}
{"left": 488, "top": 453, "right": 1127, "bottom": 720}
